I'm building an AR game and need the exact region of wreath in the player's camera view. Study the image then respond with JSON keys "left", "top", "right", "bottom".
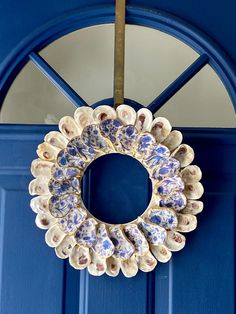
{"left": 29, "top": 104, "right": 204, "bottom": 277}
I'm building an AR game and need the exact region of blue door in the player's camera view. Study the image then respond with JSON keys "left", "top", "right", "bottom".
{"left": 0, "top": 2, "right": 236, "bottom": 314}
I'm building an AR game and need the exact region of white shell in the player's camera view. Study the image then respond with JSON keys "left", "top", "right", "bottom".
{"left": 116, "top": 104, "right": 136, "bottom": 125}
{"left": 45, "top": 224, "right": 66, "bottom": 248}
{"left": 93, "top": 105, "right": 117, "bottom": 123}
{"left": 44, "top": 131, "right": 68, "bottom": 149}
{"left": 106, "top": 256, "right": 121, "bottom": 277}
{"left": 35, "top": 212, "right": 56, "bottom": 230}
{"left": 184, "top": 182, "right": 204, "bottom": 199}
{"left": 180, "top": 165, "right": 202, "bottom": 183}
{"left": 150, "top": 245, "right": 172, "bottom": 263}
{"left": 87, "top": 252, "right": 107, "bottom": 276}
{"left": 28, "top": 177, "right": 50, "bottom": 196}
{"left": 120, "top": 255, "right": 138, "bottom": 278}
{"left": 31, "top": 159, "right": 54, "bottom": 178}
{"left": 165, "top": 230, "right": 186, "bottom": 251}
{"left": 151, "top": 117, "right": 172, "bottom": 143}
{"left": 181, "top": 200, "right": 204, "bottom": 215}
{"left": 171, "top": 144, "right": 194, "bottom": 167}
{"left": 69, "top": 245, "right": 91, "bottom": 270}
{"left": 74, "top": 107, "right": 94, "bottom": 131}
{"left": 30, "top": 195, "right": 50, "bottom": 213}
{"left": 136, "top": 251, "right": 157, "bottom": 272}
{"left": 177, "top": 214, "right": 197, "bottom": 232}
{"left": 37, "top": 142, "right": 60, "bottom": 162}
{"left": 59, "top": 116, "right": 81, "bottom": 139}
{"left": 162, "top": 130, "right": 183, "bottom": 151}
{"left": 135, "top": 108, "right": 153, "bottom": 132}
{"left": 55, "top": 235, "right": 76, "bottom": 259}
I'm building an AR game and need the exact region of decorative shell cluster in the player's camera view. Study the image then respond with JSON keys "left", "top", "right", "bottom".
{"left": 29, "top": 105, "right": 204, "bottom": 278}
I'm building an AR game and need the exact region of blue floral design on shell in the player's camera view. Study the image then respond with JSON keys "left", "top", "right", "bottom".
{"left": 57, "top": 149, "right": 86, "bottom": 169}
{"left": 136, "top": 133, "right": 156, "bottom": 156}
{"left": 81, "top": 124, "right": 108, "bottom": 151}
{"left": 75, "top": 218, "right": 97, "bottom": 248}
{"left": 67, "top": 136, "right": 96, "bottom": 161}
{"left": 151, "top": 158, "right": 180, "bottom": 181}
{"left": 49, "top": 193, "right": 79, "bottom": 218}
{"left": 156, "top": 175, "right": 184, "bottom": 196}
{"left": 124, "top": 224, "right": 149, "bottom": 256}
{"left": 117, "top": 125, "right": 139, "bottom": 153}
{"left": 159, "top": 191, "right": 187, "bottom": 211}
{"left": 147, "top": 208, "right": 178, "bottom": 230}
{"left": 93, "top": 224, "right": 114, "bottom": 258}
{"left": 58, "top": 207, "right": 87, "bottom": 233}
{"left": 51, "top": 165, "right": 81, "bottom": 181}
{"left": 109, "top": 226, "right": 135, "bottom": 260}
{"left": 99, "top": 119, "right": 123, "bottom": 144}
{"left": 137, "top": 218, "right": 167, "bottom": 245}
{"left": 144, "top": 144, "right": 170, "bottom": 169}
{"left": 48, "top": 177, "right": 80, "bottom": 196}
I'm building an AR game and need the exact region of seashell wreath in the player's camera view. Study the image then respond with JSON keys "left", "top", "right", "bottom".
{"left": 29, "top": 105, "right": 204, "bottom": 277}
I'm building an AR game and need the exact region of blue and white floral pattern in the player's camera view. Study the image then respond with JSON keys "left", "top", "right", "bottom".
{"left": 29, "top": 104, "right": 203, "bottom": 277}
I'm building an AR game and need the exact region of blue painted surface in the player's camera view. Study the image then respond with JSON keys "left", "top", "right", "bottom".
{"left": 0, "top": 125, "right": 235, "bottom": 314}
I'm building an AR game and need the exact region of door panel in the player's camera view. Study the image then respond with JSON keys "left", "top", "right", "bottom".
{"left": 0, "top": 125, "right": 235, "bottom": 314}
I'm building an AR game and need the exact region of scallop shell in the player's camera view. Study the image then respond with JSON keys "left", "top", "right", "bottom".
{"left": 30, "top": 195, "right": 50, "bottom": 213}
{"left": 74, "top": 218, "right": 97, "bottom": 248}
{"left": 29, "top": 177, "right": 50, "bottom": 196}
{"left": 55, "top": 235, "right": 76, "bottom": 259}
{"left": 150, "top": 244, "right": 172, "bottom": 263}
{"left": 35, "top": 212, "right": 56, "bottom": 230}
{"left": 165, "top": 230, "right": 186, "bottom": 251}
{"left": 176, "top": 214, "right": 197, "bottom": 232}
{"left": 93, "top": 224, "right": 114, "bottom": 258}
{"left": 45, "top": 224, "right": 66, "bottom": 248}
{"left": 67, "top": 136, "right": 96, "bottom": 161}
{"left": 171, "top": 144, "right": 194, "bottom": 168}
{"left": 162, "top": 130, "right": 183, "bottom": 151}
{"left": 123, "top": 224, "right": 149, "bottom": 256}
{"left": 116, "top": 104, "right": 136, "bottom": 125}
{"left": 135, "top": 108, "right": 153, "bottom": 132}
{"left": 74, "top": 106, "right": 94, "bottom": 131}
{"left": 31, "top": 159, "right": 54, "bottom": 178}
{"left": 44, "top": 131, "right": 68, "bottom": 149}
{"left": 58, "top": 207, "right": 87, "bottom": 233}
{"left": 93, "top": 105, "right": 117, "bottom": 123}
{"left": 109, "top": 225, "right": 135, "bottom": 260}
{"left": 106, "top": 256, "right": 121, "bottom": 277}
{"left": 57, "top": 149, "right": 86, "bottom": 169}
{"left": 154, "top": 175, "right": 184, "bottom": 196}
{"left": 184, "top": 182, "right": 204, "bottom": 199}
{"left": 69, "top": 245, "right": 91, "bottom": 270}
{"left": 49, "top": 194, "right": 79, "bottom": 218}
{"left": 120, "top": 255, "right": 138, "bottom": 278}
{"left": 48, "top": 177, "right": 80, "bottom": 196}
{"left": 81, "top": 124, "right": 108, "bottom": 151}
{"left": 136, "top": 251, "right": 157, "bottom": 272}
{"left": 87, "top": 252, "right": 107, "bottom": 276}
{"left": 116, "top": 125, "right": 139, "bottom": 154}
{"left": 181, "top": 200, "right": 204, "bottom": 215}
{"left": 180, "top": 165, "right": 202, "bottom": 183}
{"left": 159, "top": 191, "right": 187, "bottom": 211}
{"left": 37, "top": 142, "right": 61, "bottom": 162}
{"left": 151, "top": 117, "right": 172, "bottom": 143}
{"left": 137, "top": 218, "right": 167, "bottom": 245}
{"left": 51, "top": 165, "right": 82, "bottom": 181}
{"left": 59, "top": 116, "right": 80, "bottom": 140}
{"left": 147, "top": 208, "right": 178, "bottom": 230}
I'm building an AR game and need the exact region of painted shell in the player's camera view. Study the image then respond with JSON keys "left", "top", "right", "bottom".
{"left": 116, "top": 104, "right": 136, "bottom": 125}
{"left": 151, "top": 117, "right": 172, "bottom": 143}
{"left": 93, "top": 105, "right": 117, "bottom": 123}
{"left": 29, "top": 104, "right": 203, "bottom": 277}
{"left": 59, "top": 116, "right": 80, "bottom": 139}
{"left": 135, "top": 108, "right": 153, "bottom": 132}
{"left": 74, "top": 106, "right": 94, "bottom": 131}
{"left": 44, "top": 131, "right": 68, "bottom": 149}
